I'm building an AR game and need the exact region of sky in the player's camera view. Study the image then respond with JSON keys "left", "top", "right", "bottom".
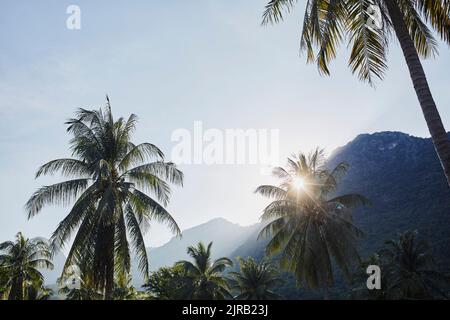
{"left": 0, "top": 0, "right": 449, "bottom": 248}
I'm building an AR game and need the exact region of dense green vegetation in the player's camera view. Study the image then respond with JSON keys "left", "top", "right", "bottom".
{"left": 351, "top": 230, "right": 450, "bottom": 299}
{"left": 0, "top": 233, "right": 53, "bottom": 300}
{"left": 228, "top": 257, "right": 283, "bottom": 300}
{"left": 145, "top": 264, "right": 194, "bottom": 300}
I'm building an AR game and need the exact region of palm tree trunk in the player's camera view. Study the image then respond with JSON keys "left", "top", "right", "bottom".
{"left": 385, "top": 0, "right": 450, "bottom": 187}
{"left": 104, "top": 226, "right": 115, "bottom": 300}
{"left": 8, "top": 276, "right": 24, "bottom": 300}
{"left": 104, "top": 263, "right": 114, "bottom": 300}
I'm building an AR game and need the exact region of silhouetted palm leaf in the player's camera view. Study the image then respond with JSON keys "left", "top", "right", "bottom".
{"left": 229, "top": 257, "right": 283, "bottom": 300}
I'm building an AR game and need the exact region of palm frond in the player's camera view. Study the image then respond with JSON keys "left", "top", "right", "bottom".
{"left": 347, "top": 0, "right": 388, "bottom": 86}
{"left": 262, "top": 0, "right": 297, "bottom": 25}
{"left": 26, "top": 179, "right": 90, "bottom": 218}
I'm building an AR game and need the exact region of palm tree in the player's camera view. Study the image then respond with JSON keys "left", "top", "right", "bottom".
{"left": 26, "top": 97, "right": 184, "bottom": 299}
{"left": 256, "top": 148, "right": 368, "bottom": 291}
{"left": 0, "top": 232, "right": 53, "bottom": 300}
{"left": 261, "top": 0, "right": 450, "bottom": 186}
{"left": 229, "top": 257, "right": 283, "bottom": 300}
{"left": 379, "top": 230, "right": 450, "bottom": 299}
{"left": 176, "top": 242, "right": 233, "bottom": 300}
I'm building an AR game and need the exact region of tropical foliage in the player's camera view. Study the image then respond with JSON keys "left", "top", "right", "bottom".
{"left": 0, "top": 232, "right": 53, "bottom": 300}
{"left": 113, "top": 272, "right": 138, "bottom": 300}
{"left": 27, "top": 286, "right": 54, "bottom": 301}
{"left": 350, "top": 253, "right": 387, "bottom": 300}
{"left": 0, "top": 268, "right": 7, "bottom": 299}
{"left": 229, "top": 257, "right": 283, "bottom": 300}
{"left": 261, "top": 0, "right": 450, "bottom": 186}
{"left": 145, "top": 264, "right": 194, "bottom": 300}
{"left": 256, "top": 149, "right": 368, "bottom": 289}
{"left": 58, "top": 263, "right": 103, "bottom": 300}
{"left": 352, "top": 231, "right": 450, "bottom": 299}
{"left": 25, "top": 100, "right": 183, "bottom": 299}
{"left": 380, "top": 231, "right": 450, "bottom": 299}
{"left": 176, "top": 242, "right": 233, "bottom": 299}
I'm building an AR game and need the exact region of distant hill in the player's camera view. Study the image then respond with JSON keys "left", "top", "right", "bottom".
{"left": 131, "top": 218, "right": 260, "bottom": 286}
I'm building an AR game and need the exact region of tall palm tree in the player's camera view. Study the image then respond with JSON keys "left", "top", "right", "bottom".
{"left": 229, "top": 257, "right": 283, "bottom": 300}
{"left": 379, "top": 230, "right": 450, "bottom": 299}
{"left": 261, "top": 0, "right": 450, "bottom": 186}
{"left": 0, "top": 232, "right": 53, "bottom": 300}
{"left": 26, "top": 97, "right": 184, "bottom": 299}
{"left": 176, "top": 242, "right": 233, "bottom": 300}
{"left": 256, "top": 148, "right": 368, "bottom": 290}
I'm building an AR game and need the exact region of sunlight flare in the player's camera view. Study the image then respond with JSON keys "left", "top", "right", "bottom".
{"left": 292, "top": 177, "right": 305, "bottom": 190}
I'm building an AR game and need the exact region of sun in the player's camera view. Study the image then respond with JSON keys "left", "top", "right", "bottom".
{"left": 292, "top": 177, "right": 305, "bottom": 190}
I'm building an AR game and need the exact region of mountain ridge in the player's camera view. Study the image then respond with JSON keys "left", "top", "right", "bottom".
{"left": 42, "top": 131, "right": 450, "bottom": 296}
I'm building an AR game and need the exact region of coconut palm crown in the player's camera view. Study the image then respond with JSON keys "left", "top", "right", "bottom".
{"left": 0, "top": 232, "right": 53, "bottom": 300}
{"left": 229, "top": 257, "right": 283, "bottom": 300}
{"left": 176, "top": 242, "right": 233, "bottom": 300}
{"left": 256, "top": 148, "right": 369, "bottom": 289}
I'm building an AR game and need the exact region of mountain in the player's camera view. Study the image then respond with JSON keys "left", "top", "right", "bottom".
{"left": 40, "top": 131, "right": 450, "bottom": 298}
{"left": 329, "top": 131, "right": 450, "bottom": 264}
{"left": 231, "top": 131, "right": 450, "bottom": 298}
{"left": 131, "top": 218, "right": 260, "bottom": 286}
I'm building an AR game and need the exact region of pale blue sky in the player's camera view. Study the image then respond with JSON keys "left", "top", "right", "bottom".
{"left": 1, "top": 1, "right": 449, "bottom": 247}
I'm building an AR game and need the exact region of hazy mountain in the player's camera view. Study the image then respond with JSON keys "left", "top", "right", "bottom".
{"left": 40, "top": 218, "right": 259, "bottom": 288}
{"left": 131, "top": 217, "right": 260, "bottom": 286}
